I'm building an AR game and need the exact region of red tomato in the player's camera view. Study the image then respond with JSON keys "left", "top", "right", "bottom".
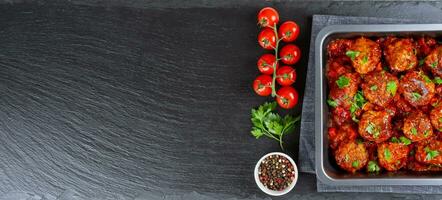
{"left": 279, "top": 44, "right": 301, "bottom": 65}
{"left": 253, "top": 75, "right": 273, "bottom": 96}
{"left": 257, "top": 7, "right": 279, "bottom": 28}
{"left": 258, "top": 28, "right": 276, "bottom": 50}
{"left": 278, "top": 21, "right": 300, "bottom": 42}
{"left": 276, "top": 86, "right": 298, "bottom": 109}
{"left": 257, "top": 54, "right": 279, "bottom": 75}
{"left": 276, "top": 66, "right": 296, "bottom": 86}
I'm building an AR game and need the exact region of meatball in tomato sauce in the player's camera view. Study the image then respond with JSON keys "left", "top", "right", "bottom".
{"left": 415, "top": 140, "right": 442, "bottom": 165}
{"left": 377, "top": 142, "right": 409, "bottom": 171}
{"left": 403, "top": 111, "right": 433, "bottom": 142}
{"left": 334, "top": 141, "right": 369, "bottom": 173}
{"left": 384, "top": 37, "right": 417, "bottom": 72}
{"left": 328, "top": 124, "right": 358, "bottom": 150}
{"left": 346, "top": 37, "right": 382, "bottom": 74}
{"left": 327, "top": 39, "right": 353, "bottom": 58}
{"left": 430, "top": 106, "right": 442, "bottom": 131}
{"left": 361, "top": 71, "right": 399, "bottom": 107}
{"left": 399, "top": 71, "right": 435, "bottom": 107}
{"left": 328, "top": 73, "right": 361, "bottom": 109}
{"left": 358, "top": 110, "right": 393, "bottom": 143}
{"left": 425, "top": 46, "right": 442, "bottom": 77}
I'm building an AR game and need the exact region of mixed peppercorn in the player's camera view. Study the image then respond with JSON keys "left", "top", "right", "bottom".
{"left": 258, "top": 155, "right": 295, "bottom": 191}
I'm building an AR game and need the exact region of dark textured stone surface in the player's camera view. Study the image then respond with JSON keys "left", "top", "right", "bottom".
{"left": 1, "top": 1, "right": 442, "bottom": 199}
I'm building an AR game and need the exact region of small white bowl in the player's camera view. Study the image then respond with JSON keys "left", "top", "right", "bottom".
{"left": 254, "top": 152, "right": 298, "bottom": 196}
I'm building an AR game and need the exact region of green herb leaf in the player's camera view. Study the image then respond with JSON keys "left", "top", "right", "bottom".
{"left": 367, "top": 161, "right": 380, "bottom": 173}
{"left": 425, "top": 147, "right": 439, "bottom": 161}
{"left": 250, "top": 102, "right": 300, "bottom": 150}
{"left": 439, "top": 117, "right": 442, "bottom": 123}
{"left": 399, "top": 136, "right": 411, "bottom": 145}
{"left": 390, "top": 136, "right": 399, "bottom": 143}
{"left": 419, "top": 59, "right": 425, "bottom": 66}
{"left": 346, "top": 50, "right": 360, "bottom": 61}
{"left": 386, "top": 81, "right": 397, "bottom": 96}
{"left": 327, "top": 99, "right": 338, "bottom": 108}
{"left": 421, "top": 73, "right": 432, "bottom": 83}
{"left": 431, "top": 61, "right": 438, "bottom": 68}
{"left": 384, "top": 148, "right": 392, "bottom": 161}
{"left": 352, "top": 160, "right": 360, "bottom": 168}
{"left": 362, "top": 56, "right": 369, "bottom": 64}
{"left": 366, "top": 122, "right": 380, "bottom": 138}
{"left": 345, "top": 154, "right": 350, "bottom": 162}
{"left": 424, "top": 130, "right": 431, "bottom": 137}
{"left": 411, "top": 92, "right": 422, "bottom": 102}
{"left": 434, "top": 77, "right": 442, "bottom": 84}
{"left": 350, "top": 91, "right": 366, "bottom": 122}
{"left": 370, "top": 85, "right": 378, "bottom": 91}
{"left": 336, "top": 76, "right": 350, "bottom": 89}
{"left": 411, "top": 127, "right": 418, "bottom": 135}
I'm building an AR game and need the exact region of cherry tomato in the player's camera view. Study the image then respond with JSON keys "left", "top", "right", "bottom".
{"left": 278, "top": 21, "right": 300, "bottom": 42}
{"left": 276, "top": 86, "right": 298, "bottom": 109}
{"left": 279, "top": 44, "right": 301, "bottom": 65}
{"left": 257, "top": 54, "right": 279, "bottom": 75}
{"left": 253, "top": 75, "right": 273, "bottom": 96}
{"left": 257, "top": 7, "right": 279, "bottom": 28}
{"left": 258, "top": 28, "right": 276, "bottom": 50}
{"left": 276, "top": 66, "right": 296, "bottom": 86}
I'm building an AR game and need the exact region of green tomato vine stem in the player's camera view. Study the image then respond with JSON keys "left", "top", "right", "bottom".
{"left": 271, "top": 24, "right": 280, "bottom": 98}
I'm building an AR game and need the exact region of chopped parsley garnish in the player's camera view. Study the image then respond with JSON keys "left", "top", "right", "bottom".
{"left": 345, "top": 154, "right": 350, "bottom": 162}
{"left": 350, "top": 91, "right": 366, "bottom": 122}
{"left": 336, "top": 76, "right": 350, "bottom": 89}
{"left": 419, "top": 59, "right": 425, "bottom": 66}
{"left": 424, "top": 130, "right": 431, "bottom": 137}
{"left": 411, "top": 92, "right": 422, "bottom": 102}
{"left": 390, "top": 136, "right": 399, "bottom": 143}
{"left": 386, "top": 81, "right": 397, "bottom": 96}
{"left": 439, "top": 117, "right": 442, "bottom": 123}
{"left": 346, "top": 50, "right": 360, "bottom": 61}
{"left": 430, "top": 61, "right": 438, "bottom": 68}
{"left": 384, "top": 148, "right": 392, "bottom": 161}
{"left": 425, "top": 147, "right": 439, "bottom": 161}
{"left": 400, "top": 136, "right": 411, "bottom": 145}
{"left": 327, "top": 99, "right": 338, "bottom": 108}
{"left": 370, "top": 85, "right": 378, "bottom": 91}
{"left": 411, "top": 127, "right": 418, "bottom": 135}
{"left": 434, "top": 77, "right": 442, "bottom": 84}
{"left": 362, "top": 56, "right": 369, "bottom": 64}
{"left": 367, "top": 161, "right": 380, "bottom": 173}
{"left": 352, "top": 160, "right": 360, "bottom": 168}
{"left": 421, "top": 74, "right": 432, "bottom": 83}
{"left": 366, "top": 122, "right": 380, "bottom": 138}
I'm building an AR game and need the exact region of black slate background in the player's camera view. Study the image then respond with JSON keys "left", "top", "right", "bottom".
{"left": 1, "top": 1, "right": 442, "bottom": 200}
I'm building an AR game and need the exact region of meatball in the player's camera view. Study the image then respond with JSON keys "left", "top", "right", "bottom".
{"left": 334, "top": 141, "right": 368, "bottom": 173}
{"left": 430, "top": 106, "right": 442, "bottom": 131}
{"left": 329, "top": 73, "right": 361, "bottom": 109}
{"left": 417, "top": 36, "right": 437, "bottom": 57}
{"left": 358, "top": 110, "right": 393, "bottom": 143}
{"left": 384, "top": 38, "right": 417, "bottom": 72}
{"left": 326, "top": 57, "right": 353, "bottom": 82}
{"left": 377, "top": 142, "right": 409, "bottom": 171}
{"left": 347, "top": 37, "right": 382, "bottom": 74}
{"left": 403, "top": 111, "right": 433, "bottom": 142}
{"left": 399, "top": 71, "right": 435, "bottom": 107}
{"left": 331, "top": 106, "right": 352, "bottom": 126}
{"left": 415, "top": 140, "right": 442, "bottom": 165}
{"left": 328, "top": 124, "right": 358, "bottom": 150}
{"left": 328, "top": 39, "right": 353, "bottom": 58}
{"left": 361, "top": 71, "right": 399, "bottom": 107}
{"left": 425, "top": 46, "right": 442, "bottom": 77}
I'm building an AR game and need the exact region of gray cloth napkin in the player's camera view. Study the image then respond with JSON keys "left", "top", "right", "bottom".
{"left": 298, "top": 14, "right": 442, "bottom": 193}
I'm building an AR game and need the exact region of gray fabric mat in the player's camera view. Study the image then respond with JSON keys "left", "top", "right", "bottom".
{"left": 298, "top": 14, "right": 442, "bottom": 193}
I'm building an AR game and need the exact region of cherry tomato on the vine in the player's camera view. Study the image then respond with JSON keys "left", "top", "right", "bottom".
{"left": 253, "top": 75, "right": 273, "bottom": 96}
{"left": 276, "top": 86, "right": 298, "bottom": 109}
{"left": 258, "top": 28, "right": 276, "bottom": 50}
{"left": 257, "top": 7, "right": 279, "bottom": 28}
{"left": 257, "top": 54, "right": 279, "bottom": 75}
{"left": 279, "top": 44, "right": 301, "bottom": 65}
{"left": 278, "top": 21, "right": 300, "bottom": 42}
{"left": 276, "top": 66, "right": 296, "bottom": 86}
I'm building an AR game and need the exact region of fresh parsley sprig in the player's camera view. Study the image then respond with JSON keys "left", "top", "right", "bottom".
{"left": 251, "top": 101, "right": 300, "bottom": 150}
